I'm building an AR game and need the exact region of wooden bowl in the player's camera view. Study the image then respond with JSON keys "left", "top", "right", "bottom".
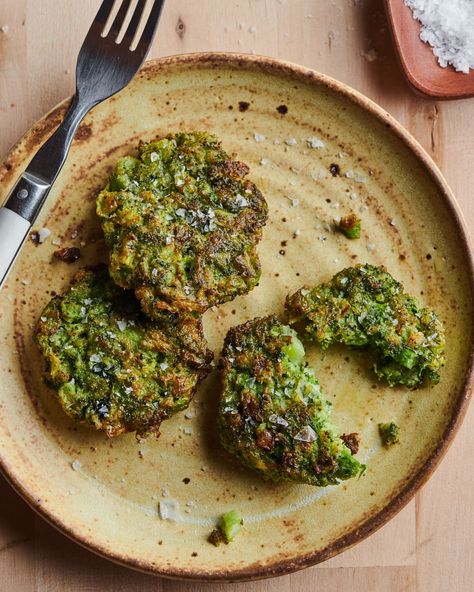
{"left": 0, "top": 53, "right": 473, "bottom": 581}
{"left": 384, "top": 0, "right": 474, "bottom": 99}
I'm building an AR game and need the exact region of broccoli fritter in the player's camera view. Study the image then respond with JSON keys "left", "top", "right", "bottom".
{"left": 96, "top": 132, "right": 268, "bottom": 318}
{"left": 35, "top": 268, "right": 213, "bottom": 437}
{"left": 285, "top": 264, "right": 445, "bottom": 388}
{"left": 218, "top": 316, "right": 365, "bottom": 486}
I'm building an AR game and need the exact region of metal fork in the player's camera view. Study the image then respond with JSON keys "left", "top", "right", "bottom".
{"left": 0, "top": 0, "right": 165, "bottom": 288}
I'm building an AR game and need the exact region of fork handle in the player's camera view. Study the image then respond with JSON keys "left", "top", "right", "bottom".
{"left": 0, "top": 93, "right": 91, "bottom": 288}
{"left": 0, "top": 207, "right": 32, "bottom": 287}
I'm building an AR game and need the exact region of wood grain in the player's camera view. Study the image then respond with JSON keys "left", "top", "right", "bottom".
{"left": 0, "top": 1, "right": 472, "bottom": 590}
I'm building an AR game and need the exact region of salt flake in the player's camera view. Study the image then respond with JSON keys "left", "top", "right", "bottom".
{"left": 361, "top": 48, "right": 378, "bottom": 62}
{"left": 235, "top": 194, "right": 249, "bottom": 207}
{"left": 38, "top": 228, "right": 51, "bottom": 243}
{"left": 159, "top": 499, "right": 181, "bottom": 522}
{"left": 294, "top": 425, "right": 317, "bottom": 442}
{"left": 307, "top": 137, "right": 325, "bottom": 149}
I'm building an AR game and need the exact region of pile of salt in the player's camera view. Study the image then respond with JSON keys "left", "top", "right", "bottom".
{"left": 405, "top": 0, "right": 474, "bottom": 73}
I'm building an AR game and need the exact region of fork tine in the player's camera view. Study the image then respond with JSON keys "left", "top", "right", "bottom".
{"left": 136, "top": 0, "right": 165, "bottom": 51}
{"left": 108, "top": 0, "right": 133, "bottom": 39}
{"left": 123, "top": 0, "right": 147, "bottom": 45}
{"left": 92, "top": 0, "right": 116, "bottom": 30}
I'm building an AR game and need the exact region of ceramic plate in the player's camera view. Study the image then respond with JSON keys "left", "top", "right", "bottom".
{"left": 0, "top": 54, "right": 472, "bottom": 581}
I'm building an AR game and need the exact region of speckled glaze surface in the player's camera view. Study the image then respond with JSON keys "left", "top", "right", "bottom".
{"left": 0, "top": 54, "right": 472, "bottom": 581}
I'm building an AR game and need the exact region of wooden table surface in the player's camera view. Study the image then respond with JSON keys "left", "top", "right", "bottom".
{"left": 0, "top": 1, "right": 473, "bottom": 590}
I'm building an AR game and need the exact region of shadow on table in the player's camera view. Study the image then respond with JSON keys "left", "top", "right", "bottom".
{"left": 354, "top": 0, "right": 413, "bottom": 104}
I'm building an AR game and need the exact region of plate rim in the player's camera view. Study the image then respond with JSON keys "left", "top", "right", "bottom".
{"left": 1, "top": 51, "right": 473, "bottom": 582}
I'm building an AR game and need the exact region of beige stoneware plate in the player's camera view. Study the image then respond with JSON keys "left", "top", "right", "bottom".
{"left": 0, "top": 53, "right": 472, "bottom": 581}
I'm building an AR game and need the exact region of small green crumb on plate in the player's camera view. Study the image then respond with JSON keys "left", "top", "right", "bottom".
{"left": 208, "top": 510, "right": 243, "bottom": 546}
{"left": 378, "top": 422, "right": 399, "bottom": 447}
{"left": 338, "top": 213, "right": 361, "bottom": 239}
